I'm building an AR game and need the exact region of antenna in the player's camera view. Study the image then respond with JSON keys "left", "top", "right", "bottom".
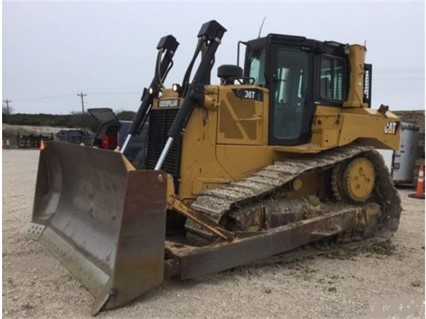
{"left": 258, "top": 16, "right": 266, "bottom": 38}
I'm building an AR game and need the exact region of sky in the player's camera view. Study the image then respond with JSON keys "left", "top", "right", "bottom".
{"left": 2, "top": 0, "right": 425, "bottom": 115}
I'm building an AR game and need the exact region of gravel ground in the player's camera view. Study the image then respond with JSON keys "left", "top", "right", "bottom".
{"left": 2, "top": 149, "right": 425, "bottom": 318}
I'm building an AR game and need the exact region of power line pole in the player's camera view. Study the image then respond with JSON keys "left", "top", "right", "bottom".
{"left": 77, "top": 92, "right": 87, "bottom": 114}
{"left": 3, "top": 99, "right": 11, "bottom": 115}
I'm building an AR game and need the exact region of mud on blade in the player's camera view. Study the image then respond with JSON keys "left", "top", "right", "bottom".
{"left": 23, "top": 142, "right": 167, "bottom": 314}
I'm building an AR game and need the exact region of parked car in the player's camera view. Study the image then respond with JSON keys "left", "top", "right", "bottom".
{"left": 88, "top": 108, "right": 148, "bottom": 168}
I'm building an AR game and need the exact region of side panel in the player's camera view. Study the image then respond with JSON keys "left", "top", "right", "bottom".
{"left": 276, "top": 105, "right": 401, "bottom": 153}
{"left": 338, "top": 108, "right": 401, "bottom": 150}
{"left": 178, "top": 86, "right": 275, "bottom": 200}
{"left": 215, "top": 85, "right": 273, "bottom": 181}
{"left": 216, "top": 86, "right": 268, "bottom": 145}
{"left": 178, "top": 88, "right": 231, "bottom": 199}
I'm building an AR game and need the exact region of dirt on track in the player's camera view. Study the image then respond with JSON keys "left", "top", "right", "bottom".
{"left": 2, "top": 149, "right": 425, "bottom": 318}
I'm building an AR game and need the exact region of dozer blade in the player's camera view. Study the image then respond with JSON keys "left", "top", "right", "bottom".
{"left": 23, "top": 141, "right": 167, "bottom": 314}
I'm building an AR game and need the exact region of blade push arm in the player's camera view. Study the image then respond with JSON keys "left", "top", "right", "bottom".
{"left": 121, "top": 35, "right": 179, "bottom": 153}
{"left": 155, "top": 20, "right": 226, "bottom": 170}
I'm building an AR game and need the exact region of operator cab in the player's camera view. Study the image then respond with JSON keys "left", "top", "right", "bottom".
{"left": 243, "top": 35, "right": 351, "bottom": 146}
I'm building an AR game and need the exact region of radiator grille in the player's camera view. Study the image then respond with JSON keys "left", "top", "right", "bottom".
{"left": 146, "top": 109, "right": 182, "bottom": 190}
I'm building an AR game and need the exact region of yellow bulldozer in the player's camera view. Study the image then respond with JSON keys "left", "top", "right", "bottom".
{"left": 24, "top": 20, "right": 401, "bottom": 314}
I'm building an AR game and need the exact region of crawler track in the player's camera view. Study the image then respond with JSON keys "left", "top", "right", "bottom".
{"left": 189, "top": 145, "right": 401, "bottom": 240}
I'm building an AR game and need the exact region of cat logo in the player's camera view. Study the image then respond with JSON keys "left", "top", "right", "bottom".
{"left": 384, "top": 121, "right": 399, "bottom": 135}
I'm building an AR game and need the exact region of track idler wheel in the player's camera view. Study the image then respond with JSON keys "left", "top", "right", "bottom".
{"left": 332, "top": 157, "right": 376, "bottom": 203}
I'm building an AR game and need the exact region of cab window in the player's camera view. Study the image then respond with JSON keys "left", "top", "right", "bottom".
{"left": 248, "top": 49, "right": 266, "bottom": 86}
{"left": 320, "top": 56, "right": 346, "bottom": 101}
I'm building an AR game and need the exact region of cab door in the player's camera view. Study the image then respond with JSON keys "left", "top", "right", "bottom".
{"left": 268, "top": 46, "right": 315, "bottom": 146}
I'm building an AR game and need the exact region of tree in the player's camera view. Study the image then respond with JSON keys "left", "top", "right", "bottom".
{"left": 116, "top": 110, "right": 135, "bottom": 121}
{"left": 2, "top": 105, "right": 13, "bottom": 123}
{"left": 68, "top": 112, "right": 98, "bottom": 132}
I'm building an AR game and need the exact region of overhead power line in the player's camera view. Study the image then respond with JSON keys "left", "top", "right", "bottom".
{"left": 374, "top": 67, "right": 424, "bottom": 72}
{"left": 88, "top": 91, "right": 140, "bottom": 96}
{"left": 12, "top": 94, "right": 74, "bottom": 102}
{"left": 9, "top": 92, "right": 138, "bottom": 103}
